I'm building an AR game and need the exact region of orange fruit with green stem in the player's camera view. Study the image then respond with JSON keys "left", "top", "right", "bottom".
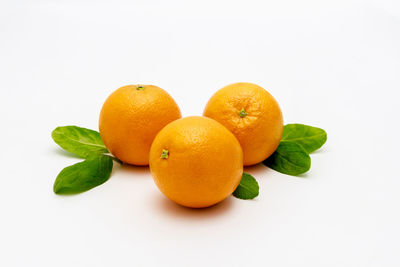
{"left": 203, "top": 82, "right": 283, "bottom": 166}
{"left": 149, "top": 116, "right": 243, "bottom": 208}
{"left": 99, "top": 84, "right": 181, "bottom": 166}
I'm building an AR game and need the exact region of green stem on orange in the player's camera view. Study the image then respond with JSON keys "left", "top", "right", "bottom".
{"left": 161, "top": 149, "right": 169, "bottom": 159}
{"left": 238, "top": 108, "right": 247, "bottom": 118}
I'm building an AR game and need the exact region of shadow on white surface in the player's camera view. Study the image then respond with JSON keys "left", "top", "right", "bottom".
{"left": 244, "top": 163, "right": 272, "bottom": 177}
{"left": 151, "top": 194, "right": 235, "bottom": 221}
{"left": 295, "top": 173, "right": 309, "bottom": 178}
{"left": 115, "top": 163, "right": 151, "bottom": 175}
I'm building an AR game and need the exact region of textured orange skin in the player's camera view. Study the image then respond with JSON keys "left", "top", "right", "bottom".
{"left": 149, "top": 116, "right": 243, "bottom": 208}
{"left": 99, "top": 85, "right": 181, "bottom": 166}
{"left": 203, "top": 82, "right": 283, "bottom": 166}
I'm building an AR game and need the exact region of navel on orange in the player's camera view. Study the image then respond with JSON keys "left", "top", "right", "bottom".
{"left": 99, "top": 85, "right": 181, "bottom": 166}
{"left": 203, "top": 82, "right": 283, "bottom": 166}
{"left": 149, "top": 116, "right": 243, "bottom": 208}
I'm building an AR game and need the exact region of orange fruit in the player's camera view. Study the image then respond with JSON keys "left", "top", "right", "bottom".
{"left": 99, "top": 84, "right": 181, "bottom": 166}
{"left": 149, "top": 116, "right": 243, "bottom": 208}
{"left": 203, "top": 82, "right": 283, "bottom": 166}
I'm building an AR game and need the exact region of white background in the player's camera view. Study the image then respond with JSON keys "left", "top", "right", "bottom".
{"left": 1, "top": 0, "right": 400, "bottom": 266}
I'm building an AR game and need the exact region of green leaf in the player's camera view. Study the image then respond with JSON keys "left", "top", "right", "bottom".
{"left": 53, "top": 155, "right": 113, "bottom": 194}
{"left": 233, "top": 173, "right": 259, "bottom": 200}
{"left": 263, "top": 141, "right": 311, "bottom": 175}
{"left": 281, "top": 124, "right": 327, "bottom": 153}
{"left": 52, "top": 126, "right": 108, "bottom": 158}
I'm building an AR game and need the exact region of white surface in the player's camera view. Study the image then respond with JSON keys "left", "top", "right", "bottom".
{"left": 1, "top": 1, "right": 400, "bottom": 266}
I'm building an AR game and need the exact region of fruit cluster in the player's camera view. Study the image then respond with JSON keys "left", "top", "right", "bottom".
{"left": 98, "top": 83, "right": 282, "bottom": 208}
{"left": 52, "top": 83, "right": 327, "bottom": 209}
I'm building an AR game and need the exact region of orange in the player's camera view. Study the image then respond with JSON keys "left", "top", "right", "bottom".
{"left": 203, "top": 82, "right": 283, "bottom": 166}
{"left": 99, "top": 84, "right": 181, "bottom": 166}
{"left": 149, "top": 116, "right": 243, "bottom": 208}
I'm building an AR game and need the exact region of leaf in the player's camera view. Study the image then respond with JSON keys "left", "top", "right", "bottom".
{"left": 53, "top": 155, "right": 113, "bottom": 194}
{"left": 233, "top": 173, "right": 259, "bottom": 200}
{"left": 281, "top": 124, "right": 327, "bottom": 153}
{"left": 263, "top": 141, "right": 311, "bottom": 175}
{"left": 52, "top": 126, "right": 108, "bottom": 158}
